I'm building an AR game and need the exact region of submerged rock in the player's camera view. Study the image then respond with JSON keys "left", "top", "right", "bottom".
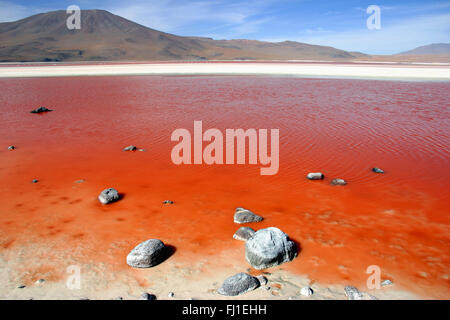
{"left": 233, "top": 227, "right": 256, "bottom": 241}
{"left": 331, "top": 178, "right": 347, "bottom": 186}
{"left": 123, "top": 145, "right": 137, "bottom": 151}
{"left": 218, "top": 273, "right": 260, "bottom": 296}
{"left": 31, "top": 179, "right": 39, "bottom": 184}
{"left": 162, "top": 200, "right": 174, "bottom": 204}
{"left": 98, "top": 188, "right": 119, "bottom": 204}
{"left": 234, "top": 208, "right": 263, "bottom": 224}
{"left": 127, "top": 239, "right": 167, "bottom": 268}
{"left": 30, "top": 106, "right": 52, "bottom": 114}
{"left": 307, "top": 172, "right": 324, "bottom": 180}
{"left": 8, "top": 145, "right": 15, "bottom": 150}
{"left": 372, "top": 167, "right": 385, "bottom": 174}
{"left": 139, "top": 293, "right": 157, "bottom": 300}
{"left": 245, "top": 227, "right": 297, "bottom": 270}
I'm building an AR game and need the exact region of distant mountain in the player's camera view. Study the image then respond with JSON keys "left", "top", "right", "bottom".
{"left": 0, "top": 9, "right": 363, "bottom": 62}
{"left": 399, "top": 43, "right": 450, "bottom": 55}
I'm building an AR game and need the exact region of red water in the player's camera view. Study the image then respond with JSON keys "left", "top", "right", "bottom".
{"left": 0, "top": 76, "right": 449, "bottom": 298}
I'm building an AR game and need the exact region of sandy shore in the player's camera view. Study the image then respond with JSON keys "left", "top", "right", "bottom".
{"left": 0, "top": 247, "right": 419, "bottom": 300}
{"left": 0, "top": 62, "right": 449, "bottom": 80}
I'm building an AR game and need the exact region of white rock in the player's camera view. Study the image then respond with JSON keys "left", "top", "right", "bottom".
{"left": 300, "top": 286, "right": 314, "bottom": 296}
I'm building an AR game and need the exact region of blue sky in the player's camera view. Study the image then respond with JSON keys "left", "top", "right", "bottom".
{"left": 1, "top": 0, "right": 449, "bottom": 54}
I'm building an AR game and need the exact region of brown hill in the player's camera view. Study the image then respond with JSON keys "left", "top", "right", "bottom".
{"left": 0, "top": 9, "right": 362, "bottom": 62}
{"left": 399, "top": 43, "right": 450, "bottom": 55}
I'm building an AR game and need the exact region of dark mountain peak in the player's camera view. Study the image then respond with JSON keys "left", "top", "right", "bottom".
{"left": 1, "top": 9, "right": 363, "bottom": 62}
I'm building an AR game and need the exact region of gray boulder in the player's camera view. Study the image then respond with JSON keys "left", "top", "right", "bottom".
{"left": 233, "top": 227, "right": 256, "bottom": 241}
{"left": 331, "top": 178, "right": 347, "bottom": 186}
{"left": 307, "top": 172, "right": 324, "bottom": 180}
{"left": 8, "top": 145, "right": 15, "bottom": 150}
{"left": 245, "top": 227, "right": 297, "bottom": 269}
{"left": 234, "top": 208, "right": 263, "bottom": 224}
{"left": 218, "top": 273, "right": 260, "bottom": 296}
{"left": 127, "top": 239, "right": 167, "bottom": 268}
{"left": 98, "top": 188, "right": 119, "bottom": 204}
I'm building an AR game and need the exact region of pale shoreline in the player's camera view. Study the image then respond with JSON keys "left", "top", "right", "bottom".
{"left": 0, "top": 249, "right": 421, "bottom": 300}
{"left": 0, "top": 62, "right": 449, "bottom": 80}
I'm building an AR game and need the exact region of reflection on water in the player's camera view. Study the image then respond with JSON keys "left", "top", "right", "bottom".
{"left": 0, "top": 76, "right": 449, "bottom": 298}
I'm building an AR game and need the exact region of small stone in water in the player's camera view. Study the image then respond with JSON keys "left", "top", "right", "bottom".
{"left": 123, "top": 145, "right": 137, "bottom": 151}
{"left": 8, "top": 146, "right": 15, "bottom": 150}
{"left": 168, "top": 292, "right": 175, "bottom": 298}
{"left": 35, "top": 279, "right": 45, "bottom": 284}
{"left": 30, "top": 106, "right": 52, "bottom": 114}
{"left": 163, "top": 200, "right": 174, "bottom": 204}
{"left": 381, "top": 279, "right": 393, "bottom": 286}
{"left": 330, "top": 178, "right": 347, "bottom": 186}
{"left": 307, "top": 172, "right": 324, "bottom": 180}
{"left": 372, "top": 167, "right": 385, "bottom": 174}
{"left": 32, "top": 179, "right": 39, "bottom": 183}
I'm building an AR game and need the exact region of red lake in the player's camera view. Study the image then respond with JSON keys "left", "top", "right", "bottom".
{"left": 0, "top": 76, "right": 449, "bottom": 298}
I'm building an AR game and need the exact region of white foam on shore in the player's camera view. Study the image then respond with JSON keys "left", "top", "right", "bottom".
{"left": 0, "top": 62, "right": 449, "bottom": 80}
